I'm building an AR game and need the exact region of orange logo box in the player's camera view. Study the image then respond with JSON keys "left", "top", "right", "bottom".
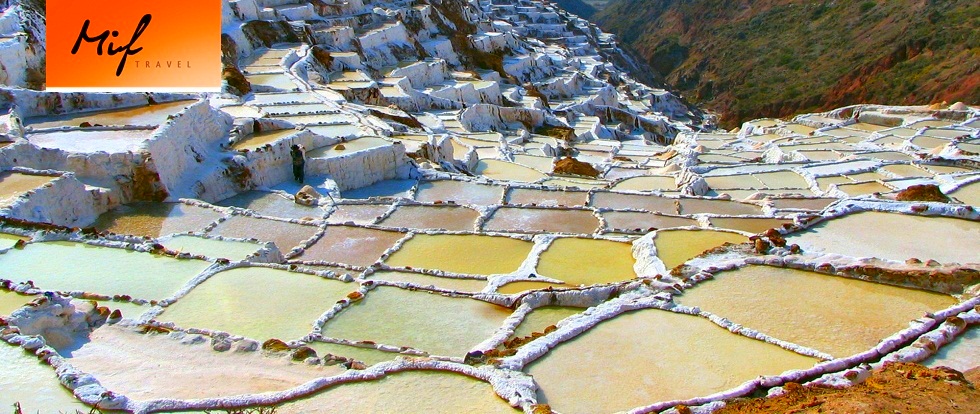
{"left": 46, "top": 0, "right": 222, "bottom": 92}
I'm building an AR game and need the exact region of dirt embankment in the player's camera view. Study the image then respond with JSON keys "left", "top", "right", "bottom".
{"left": 715, "top": 363, "right": 980, "bottom": 414}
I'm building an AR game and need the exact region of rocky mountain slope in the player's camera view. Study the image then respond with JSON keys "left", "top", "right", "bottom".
{"left": 594, "top": 0, "right": 980, "bottom": 128}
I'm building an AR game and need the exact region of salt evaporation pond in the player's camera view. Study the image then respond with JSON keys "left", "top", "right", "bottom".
{"left": 654, "top": 229, "right": 748, "bottom": 269}
{"left": 159, "top": 235, "right": 261, "bottom": 261}
{"left": 512, "top": 306, "right": 581, "bottom": 338}
{"left": 0, "top": 290, "right": 37, "bottom": 316}
{"left": 0, "top": 241, "right": 210, "bottom": 300}
{"left": 415, "top": 180, "right": 504, "bottom": 205}
{"left": 0, "top": 171, "right": 56, "bottom": 207}
{"left": 282, "top": 370, "right": 517, "bottom": 413}
{"left": 679, "top": 266, "right": 957, "bottom": 357}
{"left": 322, "top": 286, "right": 512, "bottom": 356}
{"left": 483, "top": 207, "right": 599, "bottom": 234}
{"left": 89, "top": 202, "right": 224, "bottom": 238}
{"left": 231, "top": 129, "right": 301, "bottom": 151}
{"left": 25, "top": 100, "right": 195, "bottom": 128}
{"left": 378, "top": 205, "right": 479, "bottom": 231}
{"left": 68, "top": 324, "right": 345, "bottom": 401}
{"left": 216, "top": 190, "right": 324, "bottom": 220}
{"left": 787, "top": 211, "right": 980, "bottom": 264}
{"left": 0, "top": 343, "right": 89, "bottom": 412}
{"left": 158, "top": 266, "right": 357, "bottom": 341}
{"left": 0, "top": 232, "right": 28, "bottom": 249}
{"left": 27, "top": 129, "right": 156, "bottom": 153}
{"left": 367, "top": 270, "right": 488, "bottom": 293}
{"left": 385, "top": 234, "right": 532, "bottom": 275}
{"left": 528, "top": 309, "right": 818, "bottom": 413}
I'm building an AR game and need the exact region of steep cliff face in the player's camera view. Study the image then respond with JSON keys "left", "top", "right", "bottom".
{"left": 595, "top": 0, "right": 980, "bottom": 128}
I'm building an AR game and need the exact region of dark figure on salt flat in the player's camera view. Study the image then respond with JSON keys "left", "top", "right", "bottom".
{"left": 290, "top": 144, "right": 305, "bottom": 183}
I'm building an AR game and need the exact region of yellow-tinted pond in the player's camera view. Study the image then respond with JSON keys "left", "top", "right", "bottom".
{"left": 89, "top": 202, "right": 224, "bottom": 238}
{"left": 679, "top": 266, "right": 957, "bottom": 357}
{"left": 655, "top": 230, "right": 748, "bottom": 269}
{"left": 378, "top": 205, "right": 479, "bottom": 231}
{"left": 536, "top": 238, "right": 636, "bottom": 285}
{"left": 321, "top": 287, "right": 512, "bottom": 356}
{"left": 160, "top": 235, "right": 261, "bottom": 261}
{"left": 308, "top": 341, "right": 399, "bottom": 366}
{"left": 0, "top": 343, "right": 88, "bottom": 412}
{"left": 25, "top": 100, "right": 195, "bottom": 128}
{"left": 787, "top": 212, "right": 979, "bottom": 264}
{"left": 0, "top": 242, "right": 210, "bottom": 300}
{"left": 298, "top": 226, "right": 404, "bottom": 266}
{"left": 512, "top": 306, "right": 581, "bottom": 338}
{"left": 601, "top": 211, "right": 698, "bottom": 231}
{"left": 385, "top": 234, "right": 532, "bottom": 275}
{"left": 281, "top": 370, "right": 517, "bottom": 413}
{"left": 610, "top": 176, "right": 677, "bottom": 192}
{"left": 158, "top": 267, "right": 356, "bottom": 341}
{"left": 528, "top": 309, "right": 817, "bottom": 413}
{"left": 368, "top": 270, "right": 487, "bottom": 293}
{"left": 475, "top": 160, "right": 548, "bottom": 183}
{"left": 0, "top": 171, "right": 56, "bottom": 207}
{"left": 483, "top": 207, "right": 599, "bottom": 234}
{"left": 415, "top": 180, "right": 504, "bottom": 206}
{"left": 231, "top": 129, "right": 300, "bottom": 151}
{"left": 0, "top": 290, "right": 37, "bottom": 316}
{"left": 0, "top": 232, "right": 28, "bottom": 250}
{"left": 708, "top": 217, "right": 791, "bottom": 234}
{"left": 950, "top": 182, "right": 980, "bottom": 206}
{"left": 308, "top": 137, "right": 391, "bottom": 158}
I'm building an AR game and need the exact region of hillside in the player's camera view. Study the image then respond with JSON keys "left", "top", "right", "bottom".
{"left": 594, "top": 0, "right": 980, "bottom": 128}
{"left": 555, "top": 0, "right": 597, "bottom": 18}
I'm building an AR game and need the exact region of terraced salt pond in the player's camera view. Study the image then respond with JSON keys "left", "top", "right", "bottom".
{"left": 0, "top": 290, "right": 36, "bottom": 316}
{"left": 654, "top": 229, "right": 748, "bottom": 269}
{"left": 89, "top": 202, "right": 224, "bottom": 238}
{"left": 528, "top": 309, "right": 818, "bottom": 413}
{"left": 0, "top": 171, "right": 56, "bottom": 207}
{"left": 385, "top": 234, "right": 532, "bottom": 275}
{"left": 158, "top": 267, "right": 356, "bottom": 341}
{"left": 230, "top": 129, "right": 301, "bottom": 151}
{"left": 322, "top": 286, "right": 512, "bottom": 356}
{"left": 0, "top": 342, "right": 89, "bottom": 412}
{"left": 27, "top": 129, "right": 156, "bottom": 153}
{"left": 498, "top": 238, "right": 637, "bottom": 292}
{"left": 25, "top": 100, "right": 196, "bottom": 129}
{"left": 282, "top": 370, "right": 517, "bottom": 413}
{"left": 788, "top": 212, "right": 980, "bottom": 264}
{"left": 308, "top": 137, "right": 391, "bottom": 158}
{"left": 679, "top": 266, "right": 957, "bottom": 357}
{"left": 377, "top": 205, "right": 478, "bottom": 231}
{"left": 68, "top": 325, "right": 345, "bottom": 401}
{"left": 0, "top": 242, "right": 210, "bottom": 300}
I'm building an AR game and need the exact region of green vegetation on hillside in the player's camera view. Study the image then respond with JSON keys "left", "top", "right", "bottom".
{"left": 594, "top": 0, "right": 980, "bottom": 128}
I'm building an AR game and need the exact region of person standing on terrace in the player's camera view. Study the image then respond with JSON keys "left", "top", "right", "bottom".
{"left": 290, "top": 144, "right": 306, "bottom": 183}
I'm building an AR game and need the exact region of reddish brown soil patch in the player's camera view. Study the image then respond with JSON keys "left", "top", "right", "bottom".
{"left": 553, "top": 156, "right": 600, "bottom": 178}
{"left": 717, "top": 363, "right": 980, "bottom": 414}
{"left": 896, "top": 184, "right": 951, "bottom": 203}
